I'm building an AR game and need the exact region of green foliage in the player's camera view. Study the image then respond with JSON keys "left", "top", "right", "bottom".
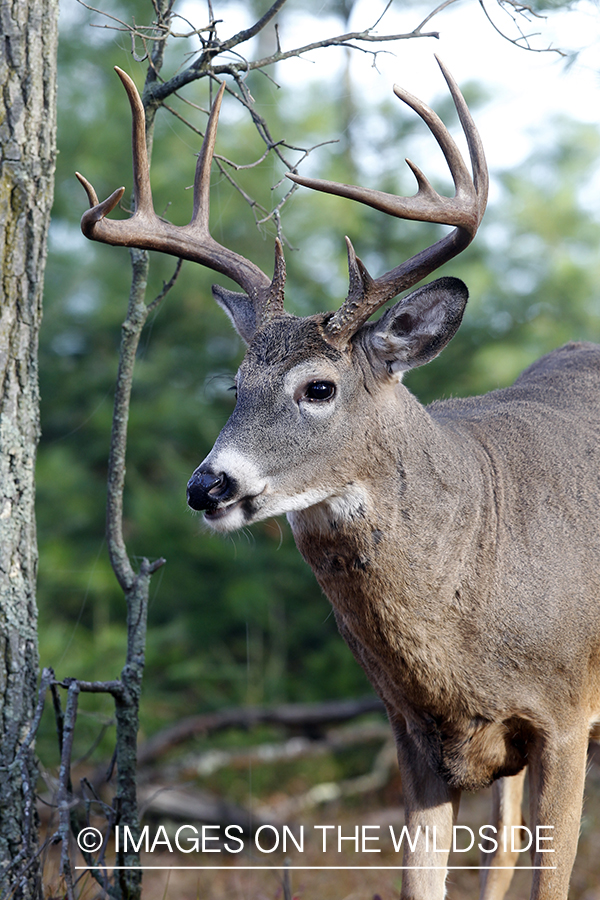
{"left": 39, "top": 1, "right": 600, "bottom": 753}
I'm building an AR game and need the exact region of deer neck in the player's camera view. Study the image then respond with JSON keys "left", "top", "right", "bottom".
{"left": 287, "top": 387, "right": 497, "bottom": 711}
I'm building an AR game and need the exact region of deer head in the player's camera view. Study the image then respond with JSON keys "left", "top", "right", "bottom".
{"left": 77, "top": 60, "right": 487, "bottom": 533}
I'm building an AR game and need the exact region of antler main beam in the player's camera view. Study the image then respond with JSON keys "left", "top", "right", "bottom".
{"left": 287, "top": 56, "right": 488, "bottom": 347}
{"left": 77, "top": 67, "right": 285, "bottom": 324}
{"left": 78, "top": 62, "right": 486, "bottom": 348}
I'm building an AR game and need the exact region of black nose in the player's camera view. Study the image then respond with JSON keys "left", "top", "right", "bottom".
{"left": 187, "top": 469, "right": 230, "bottom": 511}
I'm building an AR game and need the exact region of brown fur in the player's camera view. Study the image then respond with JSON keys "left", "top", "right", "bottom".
{"left": 197, "top": 323, "right": 600, "bottom": 900}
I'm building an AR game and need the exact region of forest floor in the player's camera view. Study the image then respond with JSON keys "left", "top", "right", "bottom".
{"left": 40, "top": 760, "right": 600, "bottom": 900}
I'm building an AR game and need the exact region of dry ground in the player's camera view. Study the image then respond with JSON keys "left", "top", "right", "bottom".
{"left": 41, "top": 762, "right": 600, "bottom": 900}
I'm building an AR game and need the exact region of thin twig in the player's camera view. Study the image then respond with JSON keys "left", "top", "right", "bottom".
{"left": 147, "top": 258, "right": 184, "bottom": 313}
{"left": 478, "top": 0, "right": 566, "bottom": 55}
{"left": 56, "top": 677, "right": 127, "bottom": 699}
{"left": 414, "top": 0, "right": 462, "bottom": 34}
{"left": 7, "top": 667, "right": 54, "bottom": 768}
{"left": 221, "top": 0, "right": 288, "bottom": 51}
{"left": 78, "top": 0, "right": 215, "bottom": 40}
{"left": 56, "top": 683, "right": 80, "bottom": 900}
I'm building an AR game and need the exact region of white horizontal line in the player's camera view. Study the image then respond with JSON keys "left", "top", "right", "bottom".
{"left": 75, "top": 865, "right": 557, "bottom": 871}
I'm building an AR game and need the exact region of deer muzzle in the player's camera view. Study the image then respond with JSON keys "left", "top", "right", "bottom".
{"left": 186, "top": 447, "right": 271, "bottom": 531}
{"left": 187, "top": 468, "right": 237, "bottom": 513}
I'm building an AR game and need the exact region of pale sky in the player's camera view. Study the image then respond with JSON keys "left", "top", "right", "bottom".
{"left": 71, "top": 0, "right": 600, "bottom": 210}
{"left": 263, "top": 0, "right": 600, "bottom": 214}
{"left": 282, "top": 2, "right": 598, "bottom": 153}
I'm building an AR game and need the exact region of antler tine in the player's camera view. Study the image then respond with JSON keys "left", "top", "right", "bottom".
{"left": 77, "top": 68, "right": 285, "bottom": 315}
{"left": 186, "top": 83, "right": 285, "bottom": 324}
{"left": 433, "top": 56, "right": 488, "bottom": 222}
{"left": 287, "top": 58, "right": 488, "bottom": 347}
{"left": 117, "top": 66, "right": 154, "bottom": 216}
{"left": 190, "top": 82, "right": 226, "bottom": 231}
{"left": 77, "top": 67, "right": 153, "bottom": 240}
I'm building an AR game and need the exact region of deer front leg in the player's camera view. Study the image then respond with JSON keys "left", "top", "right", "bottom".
{"left": 393, "top": 724, "right": 461, "bottom": 900}
{"left": 527, "top": 726, "right": 588, "bottom": 900}
{"left": 479, "top": 768, "right": 527, "bottom": 900}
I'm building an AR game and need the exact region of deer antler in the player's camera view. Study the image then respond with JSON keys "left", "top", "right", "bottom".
{"left": 287, "top": 56, "right": 488, "bottom": 348}
{"left": 76, "top": 68, "right": 285, "bottom": 328}
{"left": 78, "top": 63, "right": 486, "bottom": 346}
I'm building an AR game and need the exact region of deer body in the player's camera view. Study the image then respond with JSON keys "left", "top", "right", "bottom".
{"left": 197, "top": 313, "right": 600, "bottom": 899}
{"left": 206, "top": 318, "right": 600, "bottom": 705}
{"left": 290, "top": 339, "right": 600, "bottom": 796}
{"left": 78, "top": 61, "right": 600, "bottom": 899}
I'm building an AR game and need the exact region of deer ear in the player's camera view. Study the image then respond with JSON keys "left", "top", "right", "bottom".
{"left": 212, "top": 285, "right": 257, "bottom": 345}
{"left": 365, "top": 276, "right": 468, "bottom": 374}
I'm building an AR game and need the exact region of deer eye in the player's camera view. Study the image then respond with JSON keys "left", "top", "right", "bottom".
{"left": 304, "top": 381, "right": 336, "bottom": 402}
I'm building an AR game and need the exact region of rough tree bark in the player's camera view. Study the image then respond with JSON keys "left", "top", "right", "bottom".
{"left": 0, "top": 0, "right": 59, "bottom": 896}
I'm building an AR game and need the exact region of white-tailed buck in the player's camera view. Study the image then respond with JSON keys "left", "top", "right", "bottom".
{"left": 78, "top": 61, "right": 600, "bottom": 899}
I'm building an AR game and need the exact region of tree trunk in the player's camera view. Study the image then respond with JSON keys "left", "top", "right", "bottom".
{"left": 0, "top": 0, "right": 58, "bottom": 896}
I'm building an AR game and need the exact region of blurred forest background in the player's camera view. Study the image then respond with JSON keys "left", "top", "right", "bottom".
{"left": 36, "top": 0, "right": 600, "bottom": 805}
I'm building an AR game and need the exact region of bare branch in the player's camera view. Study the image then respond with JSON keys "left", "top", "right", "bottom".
{"left": 56, "top": 682, "right": 80, "bottom": 900}
{"left": 478, "top": 0, "right": 566, "bottom": 55}
{"left": 78, "top": 0, "right": 216, "bottom": 41}
{"left": 257, "top": 740, "right": 398, "bottom": 821}
{"left": 414, "top": 0, "right": 462, "bottom": 34}
{"left": 56, "top": 677, "right": 128, "bottom": 700}
{"left": 244, "top": 26, "right": 441, "bottom": 74}
{"left": 144, "top": 15, "right": 444, "bottom": 105}
{"left": 9, "top": 667, "right": 54, "bottom": 767}
{"left": 220, "top": 0, "right": 288, "bottom": 52}
{"left": 137, "top": 696, "right": 385, "bottom": 766}
{"left": 178, "top": 721, "right": 391, "bottom": 778}
{"left": 146, "top": 257, "right": 183, "bottom": 313}
{"left": 213, "top": 157, "right": 269, "bottom": 225}
{"left": 77, "top": 0, "right": 168, "bottom": 39}
{"left": 137, "top": 726, "right": 397, "bottom": 829}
